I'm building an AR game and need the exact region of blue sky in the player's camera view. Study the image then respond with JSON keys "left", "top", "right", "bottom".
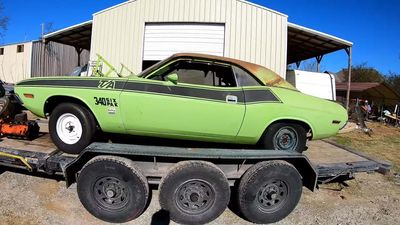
{"left": 1, "top": 0, "right": 399, "bottom": 74}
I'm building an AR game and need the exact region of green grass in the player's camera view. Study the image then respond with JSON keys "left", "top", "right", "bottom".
{"left": 329, "top": 123, "right": 400, "bottom": 173}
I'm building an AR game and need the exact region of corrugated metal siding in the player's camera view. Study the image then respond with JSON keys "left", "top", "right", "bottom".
{"left": 31, "top": 41, "right": 90, "bottom": 77}
{"left": 91, "top": 0, "right": 288, "bottom": 77}
{"left": 0, "top": 42, "right": 32, "bottom": 83}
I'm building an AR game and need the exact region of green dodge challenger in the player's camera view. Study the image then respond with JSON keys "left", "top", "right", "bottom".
{"left": 15, "top": 53, "right": 348, "bottom": 154}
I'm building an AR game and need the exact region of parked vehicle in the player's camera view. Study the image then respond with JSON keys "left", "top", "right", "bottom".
{"left": 15, "top": 53, "right": 347, "bottom": 154}
{"left": 286, "top": 70, "right": 336, "bottom": 101}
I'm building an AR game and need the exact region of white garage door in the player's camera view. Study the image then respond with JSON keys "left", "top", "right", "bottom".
{"left": 143, "top": 24, "right": 225, "bottom": 61}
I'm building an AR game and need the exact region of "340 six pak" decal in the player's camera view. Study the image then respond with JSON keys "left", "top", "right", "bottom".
{"left": 94, "top": 97, "right": 118, "bottom": 107}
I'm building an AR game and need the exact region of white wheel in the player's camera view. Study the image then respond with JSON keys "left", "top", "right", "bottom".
{"left": 56, "top": 113, "right": 83, "bottom": 145}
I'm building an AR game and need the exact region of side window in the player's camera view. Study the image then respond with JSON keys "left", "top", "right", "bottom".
{"left": 174, "top": 62, "right": 210, "bottom": 86}
{"left": 150, "top": 60, "right": 237, "bottom": 87}
{"left": 233, "top": 66, "right": 262, "bottom": 87}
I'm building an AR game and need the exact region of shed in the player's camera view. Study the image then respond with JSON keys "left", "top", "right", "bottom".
{"left": 336, "top": 82, "right": 400, "bottom": 105}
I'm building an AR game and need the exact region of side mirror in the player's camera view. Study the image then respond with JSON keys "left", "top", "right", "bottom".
{"left": 166, "top": 73, "right": 178, "bottom": 85}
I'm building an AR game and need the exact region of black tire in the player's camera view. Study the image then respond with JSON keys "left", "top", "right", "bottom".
{"left": 77, "top": 156, "right": 149, "bottom": 223}
{"left": 238, "top": 160, "right": 302, "bottom": 224}
{"left": 261, "top": 122, "right": 307, "bottom": 153}
{"left": 159, "top": 161, "right": 230, "bottom": 224}
{"left": 49, "top": 103, "right": 96, "bottom": 154}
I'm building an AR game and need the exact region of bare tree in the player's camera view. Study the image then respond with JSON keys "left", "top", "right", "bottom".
{"left": 386, "top": 71, "right": 400, "bottom": 96}
{"left": 41, "top": 22, "right": 55, "bottom": 39}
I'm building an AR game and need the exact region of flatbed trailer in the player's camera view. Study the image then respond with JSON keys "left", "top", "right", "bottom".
{"left": 0, "top": 138, "right": 391, "bottom": 224}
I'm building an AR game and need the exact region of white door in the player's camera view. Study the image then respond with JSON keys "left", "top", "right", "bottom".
{"left": 143, "top": 24, "right": 225, "bottom": 61}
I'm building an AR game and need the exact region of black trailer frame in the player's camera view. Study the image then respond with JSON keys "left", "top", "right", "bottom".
{"left": 0, "top": 142, "right": 390, "bottom": 189}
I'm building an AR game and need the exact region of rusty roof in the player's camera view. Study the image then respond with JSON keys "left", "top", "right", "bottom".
{"left": 336, "top": 82, "right": 400, "bottom": 103}
{"left": 172, "top": 53, "right": 296, "bottom": 90}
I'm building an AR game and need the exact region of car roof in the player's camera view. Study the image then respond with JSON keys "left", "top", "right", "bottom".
{"left": 171, "top": 53, "right": 296, "bottom": 90}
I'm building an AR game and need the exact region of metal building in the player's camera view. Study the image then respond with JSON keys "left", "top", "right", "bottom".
{"left": 90, "top": 0, "right": 288, "bottom": 77}
{"left": 0, "top": 41, "right": 33, "bottom": 83}
{"left": 0, "top": 40, "right": 90, "bottom": 83}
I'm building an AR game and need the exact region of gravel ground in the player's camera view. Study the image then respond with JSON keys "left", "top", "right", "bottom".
{"left": 0, "top": 170, "right": 399, "bottom": 225}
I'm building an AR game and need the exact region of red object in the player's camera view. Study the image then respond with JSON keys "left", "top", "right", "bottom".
{"left": 0, "top": 120, "right": 39, "bottom": 139}
{"left": 0, "top": 123, "right": 30, "bottom": 136}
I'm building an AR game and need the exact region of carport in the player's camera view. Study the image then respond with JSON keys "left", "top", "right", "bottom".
{"left": 43, "top": 20, "right": 92, "bottom": 67}
{"left": 287, "top": 23, "right": 353, "bottom": 110}
{"left": 336, "top": 82, "right": 400, "bottom": 105}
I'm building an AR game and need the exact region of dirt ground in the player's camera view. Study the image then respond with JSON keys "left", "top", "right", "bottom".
{"left": 0, "top": 171, "right": 398, "bottom": 225}
{"left": 0, "top": 119, "right": 399, "bottom": 224}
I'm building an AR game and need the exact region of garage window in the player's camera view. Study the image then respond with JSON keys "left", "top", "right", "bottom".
{"left": 17, "top": 45, "right": 24, "bottom": 53}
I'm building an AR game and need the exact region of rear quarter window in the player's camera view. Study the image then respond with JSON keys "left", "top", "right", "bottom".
{"left": 233, "top": 66, "right": 262, "bottom": 87}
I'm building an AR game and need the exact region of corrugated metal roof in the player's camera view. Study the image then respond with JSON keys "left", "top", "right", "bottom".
{"left": 287, "top": 23, "right": 352, "bottom": 64}
{"left": 336, "top": 82, "right": 400, "bottom": 103}
{"left": 336, "top": 82, "right": 381, "bottom": 92}
{"left": 43, "top": 20, "right": 93, "bottom": 50}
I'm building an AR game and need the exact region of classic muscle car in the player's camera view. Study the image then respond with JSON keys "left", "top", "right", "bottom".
{"left": 15, "top": 53, "right": 348, "bottom": 154}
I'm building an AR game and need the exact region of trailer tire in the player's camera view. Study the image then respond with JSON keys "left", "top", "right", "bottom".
{"left": 261, "top": 122, "right": 307, "bottom": 153}
{"left": 238, "top": 160, "right": 302, "bottom": 224}
{"left": 77, "top": 156, "right": 149, "bottom": 223}
{"left": 49, "top": 103, "right": 96, "bottom": 154}
{"left": 159, "top": 161, "right": 230, "bottom": 224}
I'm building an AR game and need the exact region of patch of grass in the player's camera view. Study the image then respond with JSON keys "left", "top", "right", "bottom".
{"left": 329, "top": 122, "right": 400, "bottom": 173}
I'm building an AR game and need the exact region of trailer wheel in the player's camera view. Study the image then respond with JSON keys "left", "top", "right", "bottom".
{"left": 77, "top": 156, "right": 149, "bottom": 223}
{"left": 261, "top": 122, "right": 307, "bottom": 153}
{"left": 159, "top": 161, "right": 230, "bottom": 224}
{"left": 49, "top": 103, "right": 96, "bottom": 154}
{"left": 238, "top": 160, "right": 302, "bottom": 224}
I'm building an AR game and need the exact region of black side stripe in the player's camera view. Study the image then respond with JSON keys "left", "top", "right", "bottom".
{"left": 18, "top": 79, "right": 280, "bottom": 103}
{"left": 18, "top": 79, "right": 126, "bottom": 90}
{"left": 243, "top": 89, "right": 281, "bottom": 103}
{"left": 123, "top": 82, "right": 246, "bottom": 103}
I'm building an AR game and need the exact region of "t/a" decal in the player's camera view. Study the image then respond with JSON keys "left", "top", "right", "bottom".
{"left": 98, "top": 80, "right": 116, "bottom": 89}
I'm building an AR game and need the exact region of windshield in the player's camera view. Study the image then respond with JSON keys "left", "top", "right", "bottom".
{"left": 138, "top": 56, "right": 173, "bottom": 78}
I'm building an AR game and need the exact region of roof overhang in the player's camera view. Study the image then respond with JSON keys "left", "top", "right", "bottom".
{"left": 43, "top": 20, "right": 93, "bottom": 50}
{"left": 287, "top": 22, "right": 353, "bottom": 64}
{"left": 41, "top": 20, "right": 353, "bottom": 65}
{"left": 336, "top": 82, "right": 400, "bottom": 104}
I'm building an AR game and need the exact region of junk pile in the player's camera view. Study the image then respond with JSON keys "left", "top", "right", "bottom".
{"left": 0, "top": 83, "right": 39, "bottom": 139}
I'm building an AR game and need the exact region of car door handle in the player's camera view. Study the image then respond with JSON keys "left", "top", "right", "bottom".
{"left": 226, "top": 95, "right": 238, "bottom": 104}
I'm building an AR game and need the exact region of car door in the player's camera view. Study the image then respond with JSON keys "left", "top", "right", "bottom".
{"left": 119, "top": 59, "right": 246, "bottom": 142}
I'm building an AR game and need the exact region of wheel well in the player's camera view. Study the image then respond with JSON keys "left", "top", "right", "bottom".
{"left": 45, "top": 96, "right": 87, "bottom": 116}
{"left": 261, "top": 119, "right": 313, "bottom": 141}
{"left": 44, "top": 96, "right": 99, "bottom": 129}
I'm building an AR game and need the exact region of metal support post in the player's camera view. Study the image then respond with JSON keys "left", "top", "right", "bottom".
{"left": 316, "top": 55, "right": 323, "bottom": 72}
{"left": 345, "top": 47, "right": 353, "bottom": 111}
{"left": 75, "top": 47, "right": 83, "bottom": 67}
